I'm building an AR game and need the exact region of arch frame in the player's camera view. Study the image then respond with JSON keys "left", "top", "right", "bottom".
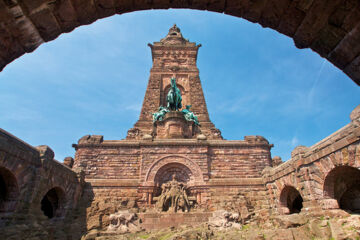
{"left": 143, "top": 155, "right": 205, "bottom": 187}
{"left": 322, "top": 165, "right": 360, "bottom": 212}
{"left": 278, "top": 184, "right": 303, "bottom": 215}
{"left": 0, "top": 1, "right": 359, "bottom": 85}
{"left": 0, "top": 166, "right": 20, "bottom": 213}
{"left": 40, "top": 185, "right": 67, "bottom": 219}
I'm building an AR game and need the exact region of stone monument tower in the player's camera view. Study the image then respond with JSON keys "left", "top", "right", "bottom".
{"left": 72, "top": 25, "right": 273, "bottom": 230}
{"left": 127, "top": 24, "right": 222, "bottom": 140}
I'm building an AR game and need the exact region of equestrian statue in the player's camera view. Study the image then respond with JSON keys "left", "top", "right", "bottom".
{"left": 166, "top": 77, "right": 182, "bottom": 111}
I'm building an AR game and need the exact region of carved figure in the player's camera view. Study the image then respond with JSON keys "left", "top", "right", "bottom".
{"left": 156, "top": 174, "right": 190, "bottom": 213}
{"left": 176, "top": 186, "right": 190, "bottom": 212}
{"left": 107, "top": 210, "right": 142, "bottom": 233}
{"left": 166, "top": 77, "right": 182, "bottom": 111}
{"left": 181, "top": 105, "right": 200, "bottom": 126}
{"left": 152, "top": 106, "right": 170, "bottom": 123}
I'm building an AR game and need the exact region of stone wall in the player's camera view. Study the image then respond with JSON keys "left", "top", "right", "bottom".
{"left": 1, "top": 106, "right": 359, "bottom": 238}
{"left": 0, "top": 128, "right": 84, "bottom": 240}
{"left": 72, "top": 133, "right": 273, "bottom": 233}
{"left": 74, "top": 136, "right": 272, "bottom": 182}
{"left": 263, "top": 105, "right": 360, "bottom": 215}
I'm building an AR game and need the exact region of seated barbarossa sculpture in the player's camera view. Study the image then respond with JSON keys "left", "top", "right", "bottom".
{"left": 181, "top": 105, "right": 200, "bottom": 126}
{"left": 155, "top": 174, "right": 190, "bottom": 213}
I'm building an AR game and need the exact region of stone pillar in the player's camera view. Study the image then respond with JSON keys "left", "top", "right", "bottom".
{"left": 197, "top": 192, "right": 201, "bottom": 204}
{"left": 148, "top": 192, "right": 153, "bottom": 205}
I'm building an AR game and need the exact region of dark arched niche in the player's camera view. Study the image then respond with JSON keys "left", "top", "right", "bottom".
{"left": 324, "top": 166, "right": 360, "bottom": 213}
{"left": 0, "top": 167, "right": 19, "bottom": 213}
{"left": 41, "top": 187, "right": 66, "bottom": 219}
{"left": 280, "top": 185, "right": 303, "bottom": 214}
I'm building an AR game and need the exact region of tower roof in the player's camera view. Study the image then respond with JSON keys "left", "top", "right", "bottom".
{"left": 158, "top": 24, "right": 191, "bottom": 46}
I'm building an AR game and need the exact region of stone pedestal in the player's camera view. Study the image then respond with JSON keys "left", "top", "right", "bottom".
{"left": 138, "top": 212, "right": 213, "bottom": 230}
{"left": 155, "top": 111, "right": 195, "bottom": 139}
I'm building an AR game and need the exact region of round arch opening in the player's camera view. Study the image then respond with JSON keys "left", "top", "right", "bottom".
{"left": 154, "top": 162, "right": 194, "bottom": 187}
{"left": 0, "top": 167, "right": 19, "bottom": 213}
{"left": 323, "top": 166, "right": 360, "bottom": 213}
{"left": 41, "top": 187, "right": 66, "bottom": 219}
{"left": 280, "top": 186, "right": 303, "bottom": 214}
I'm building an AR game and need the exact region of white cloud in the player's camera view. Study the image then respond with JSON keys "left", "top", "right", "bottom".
{"left": 291, "top": 136, "right": 299, "bottom": 147}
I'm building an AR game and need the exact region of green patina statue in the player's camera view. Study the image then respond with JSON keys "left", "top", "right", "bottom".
{"left": 167, "top": 77, "right": 182, "bottom": 111}
{"left": 152, "top": 106, "right": 170, "bottom": 123}
{"left": 181, "top": 105, "right": 200, "bottom": 126}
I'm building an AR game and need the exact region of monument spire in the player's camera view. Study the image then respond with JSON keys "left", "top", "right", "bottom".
{"left": 127, "top": 25, "right": 222, "bottom": 140}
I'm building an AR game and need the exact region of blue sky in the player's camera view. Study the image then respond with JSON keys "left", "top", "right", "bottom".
{"left": 1, "top": 9, "right": 359, "bottom": 162}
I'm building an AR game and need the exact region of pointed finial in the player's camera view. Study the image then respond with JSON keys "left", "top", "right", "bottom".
{"left": 169, "top": 24, "right": 181, "bottom": 33}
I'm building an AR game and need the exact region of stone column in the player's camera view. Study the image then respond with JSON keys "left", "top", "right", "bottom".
{"left": 197, "top": 192, "right": 201, "bottom": 204}
{"left": 148, "top": 192, "right": 153, "bottom": 205}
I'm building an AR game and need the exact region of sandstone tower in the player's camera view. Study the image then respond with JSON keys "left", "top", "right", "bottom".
{"left": 127, "top": 24, "right": 222, "bottom": 140}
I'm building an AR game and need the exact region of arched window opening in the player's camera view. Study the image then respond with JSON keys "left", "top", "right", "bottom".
{"left": 0, "top": 167, "right": 19, "bottom": 212}
{"left": 41, "top": 187, "right": 65, "bottom": 219}
{"left": 154, "top": 162, "right": 193, "bottom": 187}
{"left": 280, "top": 186, "right": 303, "bottom": 214}
{"left": 324, "top": 166, "right": 360, "bottom": 213}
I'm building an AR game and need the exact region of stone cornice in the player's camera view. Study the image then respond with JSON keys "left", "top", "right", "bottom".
{"left": 85, "top": 178, "right": 264, "bottom": 188}
{"left": 73, "top": 139, "right": 271, "bottom": 150}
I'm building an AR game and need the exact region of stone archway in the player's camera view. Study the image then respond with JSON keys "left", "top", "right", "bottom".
{"left": 154, "top": 162, "right": 194, "bottom": 186}
{"left": 40, "top": 187, "right": 66, "bottom": 219}
{"left": 0, "top": 1, "right": 360, "bottom": 85}
{"left": 144, "top": 155, "right": 204, "bottom": 187}
{"left": 323, "top": 166, "right": 360, "bottom": 213}
{"left": 279, "top": 185, "right": 303, "bottom": 214}
{"left": 0, "top": 166, "right": 19, "bottom": 213}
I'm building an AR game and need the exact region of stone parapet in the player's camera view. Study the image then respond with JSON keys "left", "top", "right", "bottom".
{"left": 262, "top": 105, "right": 360, "bottom": 215}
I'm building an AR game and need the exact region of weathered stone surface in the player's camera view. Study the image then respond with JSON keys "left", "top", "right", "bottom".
{"left": 272, "top": 214, "right": 307, "bottom": 228}
{"left": 64, "top": 156, "right": 74, "bottom": 168}
{"left": 272, "top": 156, "right": 282, "bottom": 166}
{"left": 107, "top": 210, "right": 142, "bottom": 233}
{"left": 208, "top": 210, "right": 242, "bottom": 230}
{"left": 0, "top": 129, "right": 84, "bottom": 240}
{"left": 350, "top": 104, "right": 360, "bottom": 121}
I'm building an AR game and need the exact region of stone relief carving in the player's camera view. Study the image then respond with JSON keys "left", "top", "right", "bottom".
{"left": 155, "top": 174, "right": 191, "bottom": 213}
{"left": 107, "top": 210, "right": 142, "bottom": 233}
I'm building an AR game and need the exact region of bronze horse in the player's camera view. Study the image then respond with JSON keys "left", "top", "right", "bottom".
{"left": 167, "top": 77, "right": 182, "bottom": 111}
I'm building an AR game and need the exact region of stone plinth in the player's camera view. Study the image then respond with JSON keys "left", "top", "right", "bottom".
{"left": 155, "top": 111, "right": 195, "bottom": 139}
{"left": 138, "top": 212, "right": 213, "bottom": 230}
